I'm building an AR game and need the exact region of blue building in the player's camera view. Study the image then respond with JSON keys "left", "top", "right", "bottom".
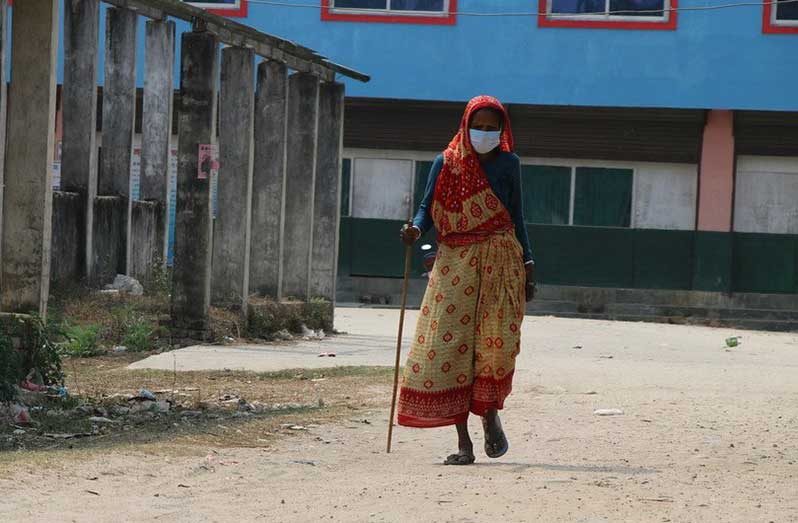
{"left": 221, "top": 0, "right": 798, "bottom": 299}
{"left": 56, "top": 1, "right": 798, "bottom": 302}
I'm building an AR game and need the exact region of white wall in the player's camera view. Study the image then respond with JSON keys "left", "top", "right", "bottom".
{"left": 633, "top": 164, "right": 698, "bottom": 231}
{"left": 735, "top": 156, "right": 798, "bottom": 234}
{"left": 344, "top": 149, "right": 699, "bottom": 231}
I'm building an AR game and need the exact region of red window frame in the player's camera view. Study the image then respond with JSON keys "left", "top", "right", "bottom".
{"left": 321, "top": 0, "right": 457, "bottom": 25}
{"left": 537, "top": 0, "right": 678, "bottom": 30}
{"left": 188, "top": 1, "right": 249, "bottom": 18}
{"left": 763, "top": 0, "right": 798, "bottom": 34}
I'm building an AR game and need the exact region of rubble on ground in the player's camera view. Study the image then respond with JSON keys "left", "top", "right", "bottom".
{"left": 104, "top": 274, "right": 144, "bottom": 296}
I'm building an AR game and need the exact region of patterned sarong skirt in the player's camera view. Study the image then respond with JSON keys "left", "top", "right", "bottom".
{"left": 397, "top": 230, "right": 525, "bottom": 428}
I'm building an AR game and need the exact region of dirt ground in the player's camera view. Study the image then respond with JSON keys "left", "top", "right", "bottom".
{"left": 2, "top": 309, "right": 798, "bottom": 522}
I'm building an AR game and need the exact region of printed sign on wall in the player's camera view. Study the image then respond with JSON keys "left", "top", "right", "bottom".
{"left": 184, "top": 0, "right": 248, "bottom": 17}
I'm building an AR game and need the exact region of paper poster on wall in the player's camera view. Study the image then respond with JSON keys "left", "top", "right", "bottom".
{"left": 197, "top": 143, "right": 219, "bottom": 180}
{"left": 130, "top": 147, "right": 142, "bottom": 201}
{"left": 52, "top": 141, "right": 62, "bottom": 190}
{"left": 52, "top": 162, "right": 61, "bottom": 190}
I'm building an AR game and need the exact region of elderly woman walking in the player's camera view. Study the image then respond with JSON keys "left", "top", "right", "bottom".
{"left": 398, "top": 95, "right": 535, "bottom": 465}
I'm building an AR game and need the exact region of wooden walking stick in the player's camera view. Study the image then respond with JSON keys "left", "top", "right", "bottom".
{"left": 387, "top": 241, "right": 413, "bottom": 454}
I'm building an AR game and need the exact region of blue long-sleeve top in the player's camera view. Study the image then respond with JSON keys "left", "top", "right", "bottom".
{"left": 412, "top": 152, "right": 534, "bottom": 264}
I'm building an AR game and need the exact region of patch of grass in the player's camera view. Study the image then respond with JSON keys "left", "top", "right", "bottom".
{"left": 62, "top": 323, "right": 102, "bottom": 358}
{"left": 0, "top": 331, "right": 20, "bottom": 401}
{"left": 121, "top": 315, "right": 155, "bottom": 353}
{"left": 142, "top": 260, "right": 172, "bottom": 297}
{"left": 246, "top": 298, "right": 333, "bottom": 339}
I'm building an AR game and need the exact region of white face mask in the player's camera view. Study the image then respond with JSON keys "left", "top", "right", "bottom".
{"left": 469, "top": 129, "right": 501, "bottom": 154}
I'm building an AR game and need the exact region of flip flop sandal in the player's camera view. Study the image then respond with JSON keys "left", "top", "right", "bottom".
{"left": 483, "top": 418, "right": 509, "bottom": 459}
{"left": 444, "top": 452, "right": 476, "bottom": 466}
{"left": 485, "top": 431, "right": 509, "bottom": 459}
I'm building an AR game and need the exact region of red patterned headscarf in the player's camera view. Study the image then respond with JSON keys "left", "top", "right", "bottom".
{"left": 432, "top": 96, "right": 515, "bottom": 242}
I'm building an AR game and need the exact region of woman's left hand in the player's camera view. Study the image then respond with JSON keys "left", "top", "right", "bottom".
{"left": 524, "top": 263, "right": 536, "bottom": 302}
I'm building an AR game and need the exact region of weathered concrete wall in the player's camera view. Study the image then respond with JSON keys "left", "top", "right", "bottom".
{"left": 734, "top": 156, "right": 798, "bottom": 234}
{"left": 633, "top": 163, "right": 697, "bottom": 231}
{"left": 62, "top": 0, "right": 99, "bottom": 277}
{"left": 91, "top": 196, "right": 126, "bottom": 285}
{"left": 249, "top": 60, "right": 288, "bottom": 299}
{"left": 310, "top": 81, "right": 345, "bottom": 302}
{"left": 281, "top": 72, "right": 319, "bottom": 300}
{"left": 130, "top": 200, "right": 163, "bottom": 280}
{"left": 212, "top": 46, "right": 254, "bottom": 309}
{"left": 50, "top": 192, "right": 84, "bottom": 283}
{"left": 171, "top": 31, "right": 219, "bottom": 333}
{"left": 1, "top": 0, "right": 58, "bottom": 315}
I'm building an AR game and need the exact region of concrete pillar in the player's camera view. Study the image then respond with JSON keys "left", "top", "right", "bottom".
{"left": 697, "top": 110, "right": 735, "bottom": 232}
{"left": 1, "top": 0, "right": 59, "bottom": 315}
{"left": 310, "top": 81, "right": 345, "bottom": 302}
{"left": 249, "top": 60, "right": 288, "bottom": 299}
{"left": 0, "top": 3, "right": 8, "bottom": 278}
{"left": 62, "top": 0, "right": 99, "bottom": 278}
{"left": 97, "top": 7, "right": 137, "bottom": 279}
{"left": 281, "top": 73, "right": 320, "bottom": 300}
{"left": 212, "top": 47, "right": 255, "bottom": 309}
{"left": 693, "top": 110, "right": 736, "bottom": 293}
{"left": 140, "top": 19, "right": 175, "bottom": 266}
{"left": 171, "top": 30, "right": 219, "bottom": 334}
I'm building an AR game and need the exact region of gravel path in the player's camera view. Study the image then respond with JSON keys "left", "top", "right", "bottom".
{"left": 3, "top": 310, "right": 797, "bottom": 522}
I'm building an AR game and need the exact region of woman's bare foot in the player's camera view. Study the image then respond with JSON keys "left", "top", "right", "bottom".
{"left": 482, "top": 409, "right": 509, "bottom": 458}
{"left": 444, "top": 421, "right": 476, "bottom": 465}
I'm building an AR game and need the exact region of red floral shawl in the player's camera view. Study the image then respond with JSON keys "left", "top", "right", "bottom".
{"left": 431, "top": 96, "right": 515, "bottom": 247}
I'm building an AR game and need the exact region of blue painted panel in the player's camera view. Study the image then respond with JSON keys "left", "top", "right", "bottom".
{"left": 31, "top": 1, "right": 798, "bottom": 113}
{"left": 224, "top": 0, "right": 798, "bottom": 110}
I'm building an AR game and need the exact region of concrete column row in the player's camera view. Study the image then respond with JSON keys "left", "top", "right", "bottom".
{"left": 208, "top": 63, "right": 344, "bottom": 309}
{"left": 0, "top": 9, "right": 345, "bottom": 332}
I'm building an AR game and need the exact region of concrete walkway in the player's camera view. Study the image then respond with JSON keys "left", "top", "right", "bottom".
{"left": 128, "top": 308, "right": 420, "bottom": 372}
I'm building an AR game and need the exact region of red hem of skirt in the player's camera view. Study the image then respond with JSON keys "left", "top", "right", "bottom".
{"left": 397, "top": 411, "right": 470, "bottom": 428}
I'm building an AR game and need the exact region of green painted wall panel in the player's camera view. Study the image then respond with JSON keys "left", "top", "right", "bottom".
{"left": 528, "top": 224, "right": 635, "bottom": 288}
{"left": 573, "top": 167, "right": 633, "bottom": 228}
{"left": 342, "top": 217, "right": 435, "bottom": 278}
{"left": 633, "top": 229, "right": 694, "bottom": 290}
{"left": 520, "top": 165, "right": 571, "bottom": 225}
{"left": 340, "top": 158, "right": 351, "bottom": 217}
{"left": 340, "top": 218, "right": 798, "bottom": 295}
{"left": 692, "top": 232, "right": 732, "bottom": 292}
{"left": 732, "top": 234, "right": 797, "bottom": 294}
{"left": 414, "top": 160, "right": 434, "bottom": 212}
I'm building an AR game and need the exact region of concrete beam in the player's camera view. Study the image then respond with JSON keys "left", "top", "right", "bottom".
{"left": 101, "top": 0, "right": 370, "bottom": 83}
{"left": 140, "top": 19, "right": 175, "bottom": 266}
{"left": 249, "top": 60, "right": 287, "bottom": 299}
{"left": 280, "top": 73, "right": 319, "bottom": 300}
{"left": 62, "top": 0, "right": 99, "bottom": 277}
{"left": 212, "top": 47, "right": 255, "bottom": 309}
{"left": 310, "top": 81, "right": 345, "bottom": 302}
{"left": 171, "top": 30, "right": 219, "bottom": 334}
{"left": 1, "top": 0, "right": 59, "bottom": 315}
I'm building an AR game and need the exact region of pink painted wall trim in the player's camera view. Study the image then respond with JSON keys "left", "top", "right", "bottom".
{"left": 697, "top": 110, "right": 735, "bottom": 232}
